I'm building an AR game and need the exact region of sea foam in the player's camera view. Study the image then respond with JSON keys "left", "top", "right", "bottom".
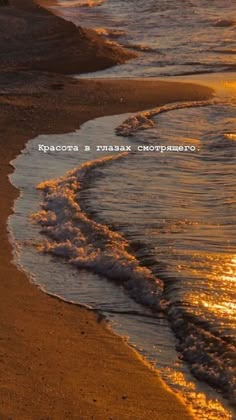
{"left": 32, "top": 145, "right": 236, "bottom": 404}
{"left": 115, "top": 100, "right": 217, "bottom": 137}
{"left": 31, "top": 154, "right": 164, "bottom": 310}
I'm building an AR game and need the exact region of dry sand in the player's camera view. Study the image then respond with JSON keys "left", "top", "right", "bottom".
{"left": 0, "top": 1, "right": 213, "bottom": 418}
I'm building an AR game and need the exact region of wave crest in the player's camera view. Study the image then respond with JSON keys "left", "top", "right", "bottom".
{"left": 116, "top": 99, "right": 217, "bottom": 137}
{"left": 31, "top": 154, "right": 164, "bottom": 309}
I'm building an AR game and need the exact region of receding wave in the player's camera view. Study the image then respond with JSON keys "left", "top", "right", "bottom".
{"left": 31, "top": 154, "right": 164, "bottom": 310}
{"left": 116, "top": 99, "right": 217, "bottom": 137}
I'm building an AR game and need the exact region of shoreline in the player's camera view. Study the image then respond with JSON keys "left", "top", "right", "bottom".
{"left": 0, "top": 1, "right": 214, "bottom": 418}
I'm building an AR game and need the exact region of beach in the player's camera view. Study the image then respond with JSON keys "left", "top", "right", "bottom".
{"left": 0, "top": 0, "right": 216, "bottom": 418}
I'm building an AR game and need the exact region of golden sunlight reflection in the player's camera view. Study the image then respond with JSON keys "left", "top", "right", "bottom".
{"left": 224, "top": 133, "right": 236, "bottom": 141}
{"left": 165, "top": 368, "right": 232, "bottom": 419}
{"left": 186, "top": 255, "right": 236, "bottom": 323}
{"left": 223, "top": 80, "right": 236, "bottom": 91}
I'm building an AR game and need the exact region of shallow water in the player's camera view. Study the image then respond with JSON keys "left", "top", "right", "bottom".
{"left": 9, "top": 98, "right": 235, "bottom": 418}
{"left": 8, "top": 0, "right": 236, "bottom": 418}
{"left": 85, "top": 103, "right": 236, "bottom": 401}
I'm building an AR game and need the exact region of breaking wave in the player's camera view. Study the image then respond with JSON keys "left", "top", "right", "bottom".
{"left": 123, "top": 43, "right": 155, "bottom": 53}
{"left": 11, "top": 100, "right": 234, "bottom": 410}
{"left": 33, "top": 147, "right": 236, "bottom": 404}
{"left": 30, "top": 116, "right": 236, "bottom": 405}
{"left": 31, "top": 154, "right": 164, "bottom": 310}
{"left": 115, "top": 99, "right": 217, "bottom": 137}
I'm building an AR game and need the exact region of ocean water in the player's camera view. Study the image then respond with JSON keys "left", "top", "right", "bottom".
{"left": 52, "top": 0, "right": 236, "bottom": 77}
{"left": 8, "top": 0, "right": 236, "bottom": 419}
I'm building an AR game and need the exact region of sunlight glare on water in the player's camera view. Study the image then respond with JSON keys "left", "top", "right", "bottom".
{"left": 9, "top": 104, "right": 235, "bottom": 418}
{"left": 7, "top": 0, "right": 236, "bottom": 417}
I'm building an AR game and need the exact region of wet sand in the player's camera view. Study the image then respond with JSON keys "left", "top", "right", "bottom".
{"left": 0, "top": 1, "right": 213, "bottom": 418}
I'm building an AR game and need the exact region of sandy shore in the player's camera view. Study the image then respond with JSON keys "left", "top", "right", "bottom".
{"left": 0, "top": 1, "right": 213, "bottom": 418}
{"left": 1, "top": 0, "right": 134, "bottom": 74}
